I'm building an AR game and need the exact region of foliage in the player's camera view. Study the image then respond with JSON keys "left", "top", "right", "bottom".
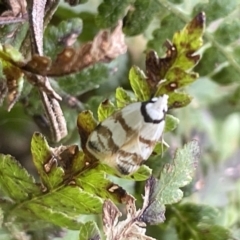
{"left": 0, "top": 0, "right": 240, "bottom": 240}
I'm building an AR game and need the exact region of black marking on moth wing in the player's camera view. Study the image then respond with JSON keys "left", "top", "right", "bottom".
{"left": 88, "top": 140, "right": 101, "bottom": 153}
{"left": 141, "top": 99, "right": 166, "bottom": 124}
{"left": 87, "top": 123, "right": 102, "bottom": 153}
{"left": 117, "top": 164, "right": 131, "bottom": 175}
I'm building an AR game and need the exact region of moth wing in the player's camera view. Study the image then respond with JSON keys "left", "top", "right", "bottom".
{"left": 101, "top": 102, "right": 144, "bottom": 149}
{"left": 86, "top": 102, "right": 143, "bottom": 159}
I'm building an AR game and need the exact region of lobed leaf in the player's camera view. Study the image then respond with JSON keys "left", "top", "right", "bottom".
{"left": 0, "top": 154, "right": 41, "bottom": 201}
{"left": 115, "top": 87, "right": 133, "bottom": 108}
{"left": 79, "top": 221, "right": 101, "bottom": 240}
{"left": 27, "top": 186, "right": 103, "bottom": 216}
{"left": 96, "top": 0, "right": 133, "bottom": 29}
{"left": 141, "top": 140, "right": 200, "bottom": 224}
{"left": 164, "top": 114, "right": 180, "bottom": 132}
{"left": 31, "top": 133, "right": 64, "bottom": 189}
{"left": 167, "top": 92, "right": 193, "bottom": 109}
{"left": 44, "top": 18, "right": 83, "bottom": 58}
{"left": 97, "top": 99, "right": 116, "bottom": 122}
{"left": 123, "top": 0, "right": 160, "bottom": 36}
{"left": 75, "top": 167, "right": 128, "bottom": 203}
{"left": 0, "top": 44, "right": 25, "bottom": 110}
{"left": 129, "top": 66, "right": 151, "bottom": 101}
{"left": 161, "top": 141, "right": 200, "bottom": 204}
{"left": 171, "top": 204, "right": 232, "bottom": 240}
{"left": 172, "top": 12, "right": 205, "bottom": 70}
{"left": 77, "top": 110, "right": 98, "bottom": 152}
{"left": 147, "top": 14, "right": 185, "bottom": 55}
{"left": 26, "top": 203, "right": 82, "bottom": 230}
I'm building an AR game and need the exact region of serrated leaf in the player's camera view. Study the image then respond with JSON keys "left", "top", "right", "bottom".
{"left": 44, "top": 18, "right": 83, "bottom": 58}
{"left": 129, "top": 66, "right": 151, "bottom": 101}
{"left": 58, "top": 63, "right": 109, "bottom": 95}
{"left": 75, "top": 168, "right": 128, "bottom": 203}
{"left": 97, "top": 99, "right": 116, "bottom": 122}
{"left": 156, "top": 68, "right": 198, "bottom": 95}
{"left": 142, "top": 141, "right": 200, "bottom": 224}
{"left": 160, "top": 140, "right": 200, "bottom": 204}
{"left": 0, "top": 44, "right": 26, "bottom": 110}
{"left": 0, "top": 154, "right": 40, "bottom": 201}
{"left": 77, "top": 110, "right": 98, "bottom": 153}
{"left": 31, "top": 132, "right": 65, "bottom": 189}
{"left": 96, "top": 163, "right": 151, "bottom": 181}
{"left": 197, "top": 224, "right": 232, "bottom": 240}
{"left": 26, "top": 203, "right": 82, "bottom": 230}
{"left": 129, "top": 165, "right": 152, "bottom": 181}
{"left": 28, "top": 186, "right": 103, "bottom": 216}
{"left": 193, "top": 0, "right": 238, "bottom": 23}
{"left": 123, "top": 0, "right": 160, "bottom": 36}
{"left": 79, "top": 221, "right": 101, "bottom": 240}
{"left": 115, "top": 87, "right": 133, "bottom": 108}
{"left": 172, "top": 12, "right": 205, "bottom": 70}
{"left": 0, "top": 23, "right": 28, "bottom": 50}
{"left": 153, "top": 141, "right": 169, "bottom": 155}
{"left": 164, "top": 114, "right": 180, "bottom": 132}
{"left": 177, "top": 204, "right": 219, "bottom": 225}
{"left": 96, "top": 0, "right": 133, "bottom": 29}
{"left": 168, "top": 92, "right": 193, "bottom": 108}
{"left": 147, "top": 14, "right": 185, "bottom": 55}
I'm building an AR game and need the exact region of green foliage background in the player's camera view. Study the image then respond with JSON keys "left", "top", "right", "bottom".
{"left": 1, "top": 0, "right": 240, "bottom": 239}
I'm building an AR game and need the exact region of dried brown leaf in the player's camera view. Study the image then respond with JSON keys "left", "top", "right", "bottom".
{"left": 22, "top": 21, "right": 127, "bottom": 76}
{"left": 102, "top": 196, "right": 156, "bottom": 240}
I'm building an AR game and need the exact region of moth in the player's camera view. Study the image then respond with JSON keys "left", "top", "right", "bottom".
{"left": 86, "top": 95, "right": 168, "bottom": 175}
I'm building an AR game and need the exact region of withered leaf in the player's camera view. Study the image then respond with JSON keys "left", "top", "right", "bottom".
{"left": 22, "top": 21, "right": 127, "bottom": 77}
{"left": 102, "top": 196, "right": 156, "bottom": 240}
{"left": 145, "top": 40, "right": 177, "bottom": 89}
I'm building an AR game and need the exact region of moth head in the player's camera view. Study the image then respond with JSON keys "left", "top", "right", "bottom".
{"left": 143, "top": 94, "right": 168, "bottom": 123}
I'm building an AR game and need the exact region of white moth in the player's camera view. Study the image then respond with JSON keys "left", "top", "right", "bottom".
{"left": 86, "top": 94, "right": 168, "bottom": 175}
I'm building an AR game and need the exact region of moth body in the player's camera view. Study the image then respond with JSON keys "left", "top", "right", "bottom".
{"left": 86, "top": 95, "right": 168, "bottom": 175}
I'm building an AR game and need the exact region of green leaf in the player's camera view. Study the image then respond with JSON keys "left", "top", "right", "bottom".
{"left": 147, "top": 14, "right": 185, "bottom": 55}
{"left": 193, "top": 0, "right": 239, "bottom": 23}
{"left": 197, "top": 224, "right": 232, "bottom": 240}
{"left": 142, "top": 141, "right": 200, "bottom": 224}
{"left": 75, "top": 168, "right": 128, "bottom": 203}
{"left": 168, "top": 92, "right": 192, "bottom": 109}
{"left": 0, "top": 154, "right": 40, "bottom": 201}
{"left": 153, "top": 141, "right": 169, "bottom": 155}
{"left": 77, "top": 110, "right": 98, "bottom": 152}
{"left": 172, "top": 12, "right": 205, "bottom": 70}
{"left": 129, "top": 66, "right": 151, "bottom": 101}
{"left": 31, "top": 132, "right": 65, "bottom": 189}
{"left": 28, "top": 186, "right": 103, "bottom": 216}
{"left": 115, "top": 87, "right": 134, "bottom": 108}
{"left": 26, "top": 203, "right": 82, "bottom": 230}
{"left": 123, "top": 0, "right": 160, "bottom": 36}
{"left": 0, "top": 23, "right": 28, "bottom": 50}
{"left": 168, "top": 204, "right": 233, "bottom": 240}
{"left": 96, "top": 0, "right": 134, "bottom": 29}
{"left": 156, "top": 68, "right": 198, "bottom": 95}
{"left": 79, "top": 221, "right": 100, "bottom": 240}
{"left": 44, "top": 18, "right": 83, "bottom": 58}
{"left": 96, "top": 163, "right": 151, "bottom": 181}
{"left": 58, "top": 63, "right": 109, "bottom": 96}
{"left": 97, "top": 99, "right": 116, "bottom": 122}
{"left": 129, "top": 165, "right": 152, "bottom": 181}
{"left": 0, "top": 44, "right": 26, "bottom": 110}
{"left": 164, "top": 114, "right": 180, "bottom": 132}
{"left": 160, "top": 140, "right": 200, "bottom": 205}
{"left": 214, "top": 19, "right": 240, "bottom": 46}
